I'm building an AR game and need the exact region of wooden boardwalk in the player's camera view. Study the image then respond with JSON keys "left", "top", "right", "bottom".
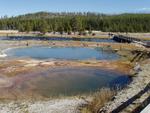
{"left": 110, "top": 83, "right": 150, "bottom": 113}
{"left": 112, "top": 35, "right": 150, "bottom": 48}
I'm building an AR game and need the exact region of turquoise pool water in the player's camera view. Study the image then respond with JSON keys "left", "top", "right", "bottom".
{"left": 6, "top": 46, "right": 119, "bottom": 60}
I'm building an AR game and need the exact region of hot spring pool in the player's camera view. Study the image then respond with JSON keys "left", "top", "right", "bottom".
{"left": 1, "top": 67, "right": 130, "bottom": 98}
{"left": 5, "top": 46, "right": 119, "bottom": 60}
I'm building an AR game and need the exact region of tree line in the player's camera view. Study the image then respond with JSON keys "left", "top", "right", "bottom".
{"left": 0, "top": 12, "right": 150, "bottom": 34}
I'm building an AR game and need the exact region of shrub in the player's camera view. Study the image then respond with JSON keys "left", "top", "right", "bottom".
{"left": 81, "top": 88, "right": 115, "bottom": 113}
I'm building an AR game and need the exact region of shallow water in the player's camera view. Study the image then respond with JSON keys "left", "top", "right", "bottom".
{"left": 5, "top": 46, "right": 119, "bottom": 60}
{"left": 0, "top": 36, "right": 115, "bottom": 43}
{"left": 1, "top": 67, "right": 130, "bottom": 99}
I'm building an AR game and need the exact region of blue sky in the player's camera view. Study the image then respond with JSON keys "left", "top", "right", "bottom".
{"left": 0, "top": 0, "right": 150, "bottom": 16}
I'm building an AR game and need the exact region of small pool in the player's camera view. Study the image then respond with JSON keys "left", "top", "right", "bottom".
{"left": 5, "top": 46, "right": 119, "bottom": 60}
{"left": 1, "top": 67, "right": 130, "bottom": 98}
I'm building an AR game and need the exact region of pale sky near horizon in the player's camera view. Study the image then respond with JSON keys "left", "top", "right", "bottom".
{"left": 0, "top": 0, "right": 150, "bottom": 16}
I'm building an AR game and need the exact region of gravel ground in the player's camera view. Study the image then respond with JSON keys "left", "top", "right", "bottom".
{"left": 100, "top": 59, "right": 150, "bottom": 112}
{"left": 0, "top": 98, "right": 86, "bottom": 113}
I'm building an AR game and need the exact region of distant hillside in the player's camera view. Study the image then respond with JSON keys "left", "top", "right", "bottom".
{"left": 13, "top": 12, "right": 103, "bottom": 20}
{"left": 0, "top": 12, "right": 150, "bottom": 33}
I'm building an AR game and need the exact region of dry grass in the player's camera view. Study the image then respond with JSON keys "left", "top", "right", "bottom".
{"left": 81, "top": 88, "right": 115, "bottom": 113}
